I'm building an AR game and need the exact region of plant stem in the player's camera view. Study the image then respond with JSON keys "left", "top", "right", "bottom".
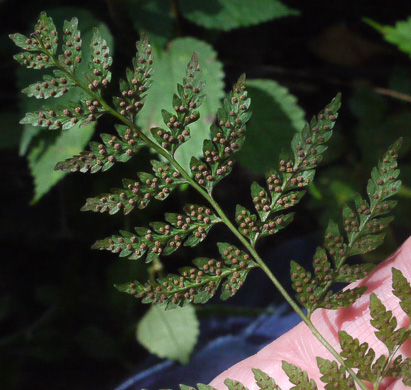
{"left": 42, "top": 45, "right": 368, "bottom": 390}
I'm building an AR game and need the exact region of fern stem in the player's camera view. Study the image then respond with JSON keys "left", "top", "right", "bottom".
{"left": 38, "top": 43, "right": 368, "bottom": 389}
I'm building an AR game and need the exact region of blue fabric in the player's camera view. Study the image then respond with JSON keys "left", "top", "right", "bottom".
{"left": 115, "top": 307, "right": 300, "bottom": 390}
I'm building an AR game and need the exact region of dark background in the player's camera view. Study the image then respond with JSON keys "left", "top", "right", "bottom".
{"left": 0, "top": 1, "right": 410, "bottom": 389}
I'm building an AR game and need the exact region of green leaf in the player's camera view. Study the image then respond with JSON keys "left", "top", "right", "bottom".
{"left": 189, "top": 75, "right": 251, "bottom": 193}
{"left": 290, "top": 260, "right": 318, "bottom": 310}
{"left": 235, "top": 205, "right": 258, "bottom": 240}
{"left": 21, "top": 71, "right": 75, "bottom": 99}
{"left": 59, "top": 17, "right": 82, "bottom": 70}
{"left": 281, "top": 361, "right": 318, "bottom": 390}
{"left": 136, "top": 37, "right": 224, "bottom": 170}
{"left": 119, "top": 243, "right": 256, "bottom": 307}
{"left": 236, "top": 79, "right": 305, "bottom": 174}
{"left": 338, "top": 331, "right": 380, "bottom": 381}
{"left": 316, "top": 358, "right": 354, "bottom": 390}
{"left": 181, "top": 0, "right": 299, "bottom": 31}
{"left": 136, "top": 305, "right": 199, "bottom": 364}
{"left": 365, "top": 17, "right": 411, "bottom": 58}
{"left": 334, "top": 263, "right": 375, "bottom": 283}
{"left": 369, "top": 293, "right": 407, "bottom": 354}
{"left": 252, "top": 368, "right": 281, "bottom": 390}
{"left": 392, "top": 268, "right": 411, "bottom": 320}
{"left": 399, "top": 358, "right": 411, "bottom": 386}
{"left": 150, "top": 53, "right": 206, "bottom": 156}
{"left": 27, "top": 122, "right": 94, "bottom": 203}
{"left": 35, "top": 12, "right": 58, "bottom": 55}
{"left": 114, "top": 34, "right": 153, "bottom": 123}
{"left": 88, "top": 27, "right": 113, "bottom": 91}
{"left": 224, "top": 379, "right": 248, "bottom": 390}
{"left": 318, "top": 287, "right": 367, "bottom": 310}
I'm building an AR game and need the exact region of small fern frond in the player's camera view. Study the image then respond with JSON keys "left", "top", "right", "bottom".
{"left": 93, "top": 204, "right": 221, "bottom": 263}
{"left": 237, "top": 94, "right": 341, "bottom": 245}
{"left": 113, "top": 34, "right": 153, "bottom": 122}
{"left": 55, "top": 35, "right": 152, "bottom": 173}
{"left": 81, "top": 160, "right": 187, "bottom": 213}
{"left": 291, "top": 139, "right": 402, "bottom": 316}
{"left": 190, "top": 74, "right": 251, "bottom": 193}
{"left": 151, "top": 53, "right": 205, "bottom": 155}
{"left": 116, "top": 243, "right": 256, "bottom": 309}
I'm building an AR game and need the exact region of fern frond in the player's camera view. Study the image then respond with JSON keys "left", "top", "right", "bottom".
{"left": 55, "top": 35, "right": 152, "bottom": 173}
{"left": 81, "top": 160, "right": 187, "bottom": 212}
{"left": 113, "top": 34, "right": 153, "bottom": 122}
{"left": 190, "top": 74, "right": 251, "bottom": 192}
{"left": 93, "top": 204, "right": 220, "bottom": 263}
{"left": 151, "top": 52, "right": 205, "bottom": 155}
{"left": 239, "top": 94, "right": 341, "bottom": 245}
{"left": 21, "top": 70, "right": 75, "bottom": 99}
{"left": 291, "top": 139, "right": 402, "bottom": 315}
{"left": 116, "top": 243, "right": 256, "bottom": 309}
{"left": 10, "top": 12, "right": 58, "bottom": 69}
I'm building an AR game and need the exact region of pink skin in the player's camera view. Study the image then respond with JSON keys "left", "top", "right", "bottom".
{"left": 210, "top": 237, "right": 411, "bottom": 390}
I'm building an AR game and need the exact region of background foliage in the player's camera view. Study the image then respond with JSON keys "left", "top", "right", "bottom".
{"left": 0, "top": 1, "right": 410, "bottom": 389}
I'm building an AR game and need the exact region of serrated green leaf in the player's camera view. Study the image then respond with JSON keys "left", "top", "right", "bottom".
{"left": 369, "top": 292, "right": 407, "bottom": 353}
{"left": 22, "top": 71, "right": 75, "bottom": 99}
{"left": 251, "top": 181, "right": 270, "bottom": 221}
{"left": 136, "top": 305, "right": 199, "bottom": 364}
{"left": 290, "top": 261, "right": 318, "bottom": 310}
{"left": 224, "top": 379, "right": 248, "bottom": 390}
{"left": 338, "top": 331, "right": 379, "bottom": 381}
{"left": 392, "top": 268, "right": 411, "bottom": 320}
{"left": 150, "top": 53, "right": 206, "bottom": 156}
{"left": 114, "top": 34, "right": 153, "bottom": 123}
{"left": 366, "top": 17, "right": 411, "bottom": 58}
{"left": 93, "top": 205, "right": 219, "bottom": 261}
{"left": 237, "top": 79, "right": 305, "bottom": 174}
{"left": 316, "top": 358, "right": 354, "bottom": 389}
{"left": 59, "top": 17, "right": 82, "bottom": 70}
{"left": 137, "top": 37, "right": 224, "bottom": 170}
{"left": 35, "top": 12, "right": 58, "bottom": 55}
{"left": 235, "top": 205, "right": 258, "bottom": 240}
{"left": 319, "top": 286, "right": 367, "bottom": 310}
{"left": 324, "top": 220, "right": 346, "bottom": 266}
{"left": 335, "top": 263, "right": 375, "bottom": 283}
{"left": 399, "top": 358, "right": 411, "bottom": 386}
{"left": 281, "top": 361, "right": 318, "bottom": 390}
{"left": 181, "top": 0, "right": 299, "bottom": 31}
{"left": 252, "top": 368, "right": 281, "bottom": 390}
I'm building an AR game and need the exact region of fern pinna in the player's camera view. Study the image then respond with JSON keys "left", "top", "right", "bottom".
{"left": 11, "top": 12, "right": 410, "bottom": 390}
